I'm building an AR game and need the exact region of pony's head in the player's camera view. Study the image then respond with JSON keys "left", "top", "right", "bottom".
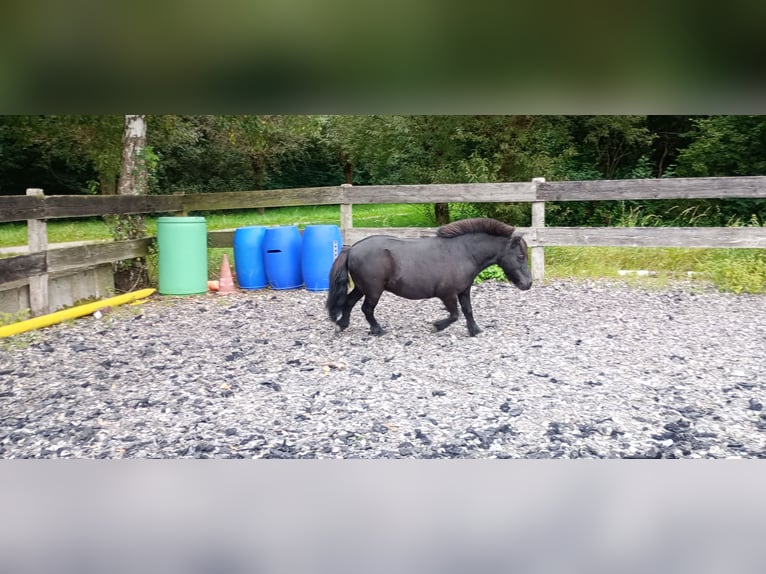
{"left": 499, "top": 232, "right": 533, "bottom": 290}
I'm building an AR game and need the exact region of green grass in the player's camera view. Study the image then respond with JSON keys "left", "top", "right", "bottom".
{"left": 474, "top": 246, "right": 765, "bottom": 293}
{"left": 543, "top": 246, "right": 766, "bottom": 293}
{"left": 0, "top": 204, "right": 431, "bottom": 248}
{"left": 0, "top": 219, "right": 113, "bottom": 246}
{"left": 2, "top": 204, "right": 764, "bottom": 293}
{"left": 545, "top": 246, "right": 703, "bottom": 278}
{"left": 472, "top": 244, "right": 765, "bottom": 294}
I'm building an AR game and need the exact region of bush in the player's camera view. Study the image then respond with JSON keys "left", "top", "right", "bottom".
{"left": 707, "top": 249, "right": 766, "bottom": 294}
{"left": 475, "top": 264, "right": 506, "bottom": 283}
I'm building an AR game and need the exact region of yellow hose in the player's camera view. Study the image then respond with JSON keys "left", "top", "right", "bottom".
{"left": 0, "top": 288, "right": 156, "bottom": 338}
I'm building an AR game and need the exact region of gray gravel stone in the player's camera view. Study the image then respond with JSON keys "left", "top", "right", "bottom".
{"left": 1, "top": 278, "right": 765, "bottom": 458}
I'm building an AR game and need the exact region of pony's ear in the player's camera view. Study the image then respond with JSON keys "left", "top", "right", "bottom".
{"left": 510, "top": 233, "right": 528, "bottom": 252}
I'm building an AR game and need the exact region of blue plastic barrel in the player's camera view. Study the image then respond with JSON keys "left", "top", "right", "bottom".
{"left": 302, "top": 225, "right": 343, "bottom": 291}
{"left": 156, "top": 216, "right": 208, "bottom": 295}
{"left": 233, "top": 226, "right": 268, "bottom": 289}
{"left": 263, "top": 226, "right": 303, "bottom": 289}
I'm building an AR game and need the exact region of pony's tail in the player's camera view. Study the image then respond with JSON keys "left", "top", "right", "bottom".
{"left": 326, "top": 248, "right": 350, "bottom": 322}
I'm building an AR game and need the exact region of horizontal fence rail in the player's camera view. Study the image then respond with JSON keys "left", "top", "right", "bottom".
{"left": 0, "top": 239, "right": 152, "bottom": 284}
{"left": 2, "top": 176, "right": 766, "bottom": 316}
{"left": 0, "top": 194, "right": 185, "bottom": 222}
{"left": 344, "top": 182, "right": 537, "bottom": 204}
{"left": 180, "top": 186, "right": 345, "bottom": 213}
{"left": 4, "top": 175, "right": 766, "bottom": 222}
{"left": 537, "top": 176, "right": 766, "bottom": 201}
{"left": 536, "top": 226, "right": 766, "bottom": 249}
{"left": 344, "top": 226, "right": 766, "bottom": 249}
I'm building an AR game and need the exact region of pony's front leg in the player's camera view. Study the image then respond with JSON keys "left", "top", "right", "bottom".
{"left": 361, "top": 293, "right": 384, "bottom": 335}
{"left": 458, "top": 288, "right": 481, "bottom": 336}
{"left": 433, "top": 295, "right": 459, "bottom": 331}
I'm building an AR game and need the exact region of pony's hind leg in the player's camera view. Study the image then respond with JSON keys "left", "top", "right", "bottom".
{"left": 361, "top": 292, "right": 384, "bottom": 335}
{"left": 458, "top": 288, "right": 481, "bottom": 336}
{"left": 337, "top": 287, "right": 363, "bottom": 330}
{"left": 433, "top": 295, "right": 459, "bottom": 331}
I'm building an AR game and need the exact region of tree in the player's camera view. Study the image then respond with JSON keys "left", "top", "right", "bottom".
{"left": 1, "top": 115, "right": 199, "bottom": 196}
{"left": 574, "top": 116, "right": 656, "bottom": 179}
{"left": 673, "top": 115, "right": 766, "bottom": 225}
{"left": 215, "top": 115, "right": 321, "bottom": 189}
{"left": 112, "top": 115, "right": 150, "bottom": 292}
{"left": 321, "top": 115, "right": 369, "bottom": 185}
{"left": 118, "top": 115, "right": 149, "bottom": 196}
{"left": 203, "top": 115, "right": 322, "bottom": 213}
{"left": 148, "top": 115, "right": 253, "bottom": 194}
{"left": 26, "top": 115, "right": 124, "bottom": 194}
{"left": 328, "top": 115, "right": 578, "bottom": 225}
{"left": 676, "top": 116, "right": 766, "bottom": 177}
{"left": 645, "top": 115, "right": 696, "bottom": 177}
{"left": 324, "top": 116, "right": 473, "bottom": 224}
{"left": 0, "top": 115, "right": 123, "bottom": 195}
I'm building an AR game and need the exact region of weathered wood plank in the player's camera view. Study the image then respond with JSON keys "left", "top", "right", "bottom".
{"left": 208, "top": 230, "right": 235, "bottom": 248}
{"left": 537, "top": 226, "right": 766, "bottom": 248}
{"left": 4, "top": 177, "right": 766, "bottom": 223}
{"left": 43, "top": 195, "right": 183, "bottom": 219}
{"left": 0, "top": 195, "right": 45, "bottom": 222}
{"left": 47, "top": 238, "right": 154, "bottom": 274}
{"left": 537, "top": 176, "right": 766, "bottom": 201}
{"left": 0, "top": 252, "right": 47, "bottom": 284}
{"left": 344, "top": 226, "right": 537, "bottom": 246}
{"left": 182, "top": 187, "right": 344, "bottom": 212}
{"left": 345, "top": 182, "right": 537, "bottom": 204}
{"left": 343, "top": 227, "right": 438, "bottom": 245}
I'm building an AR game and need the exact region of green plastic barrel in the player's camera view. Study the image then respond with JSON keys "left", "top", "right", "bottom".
{"left": 157, "top": 216, "right": 208, "bottom": 295}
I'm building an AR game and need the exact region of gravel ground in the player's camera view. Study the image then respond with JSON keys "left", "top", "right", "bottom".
{"left": 1, "top": 279, "right": 765, "bottom": 459}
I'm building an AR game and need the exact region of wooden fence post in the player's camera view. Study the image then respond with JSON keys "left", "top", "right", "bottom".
{"left": 340, "top": 183, "right": 353, "bottom": 245}
{"left": 173, "top": 191, "right": 188, "bottom": 216}
{"left": 531, "top": 177, "right": 546, "bottom": 282}
{"left": 27, "top": 188, "right": 49, "bottom": 316}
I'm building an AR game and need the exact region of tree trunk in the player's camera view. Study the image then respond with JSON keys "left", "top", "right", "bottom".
{"left": 250, "top": 153, "right": 267, "bottom": 215}
{"left": 118, "top": 115, "right": 149, "bottom": 196}
{"left": 100, "top": 174, "right": 117, "bottom": 195}
{"left": 113, "top": 115, "right": 149, "bottom": 293}
{"left": 342, "top": 151, "right": 353, "bottom": 184}
{"left": 434, "top": 202, "right": 450, "bottom": 225}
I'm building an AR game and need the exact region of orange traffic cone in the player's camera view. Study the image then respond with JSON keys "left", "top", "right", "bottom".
{"left": 217, "top": 254, "right": 237, "bottom": 294}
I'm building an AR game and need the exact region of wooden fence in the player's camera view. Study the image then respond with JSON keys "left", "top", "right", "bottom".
{"left": 2, "top": 176, "right": 766, "bottom": 316}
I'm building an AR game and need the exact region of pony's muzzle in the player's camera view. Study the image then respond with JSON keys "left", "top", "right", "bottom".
{"left": 505, "top": 268, "right": 532, "bottom": 290}
{"left": 512, "top": 274, "right": 533, "bottom": 290}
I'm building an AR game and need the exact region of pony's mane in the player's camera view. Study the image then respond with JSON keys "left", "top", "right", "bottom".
{"left": 437, "top": 218, "right": 516, "bottom": 239}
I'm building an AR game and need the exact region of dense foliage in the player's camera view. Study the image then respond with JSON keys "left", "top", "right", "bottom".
{"left": 1, "top": 115, "right": 765, "bottom": 226}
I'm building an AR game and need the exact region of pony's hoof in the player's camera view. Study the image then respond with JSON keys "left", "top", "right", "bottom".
{"left": 369, "top": 327, "right": 384, "bottom": 336}
{"left": 468, "top": 327, "right": 482, "bottom": 337}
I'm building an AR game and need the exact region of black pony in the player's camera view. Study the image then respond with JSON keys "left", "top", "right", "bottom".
{"left": 326, "top": 218, "right": 532, "bottom": 336}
